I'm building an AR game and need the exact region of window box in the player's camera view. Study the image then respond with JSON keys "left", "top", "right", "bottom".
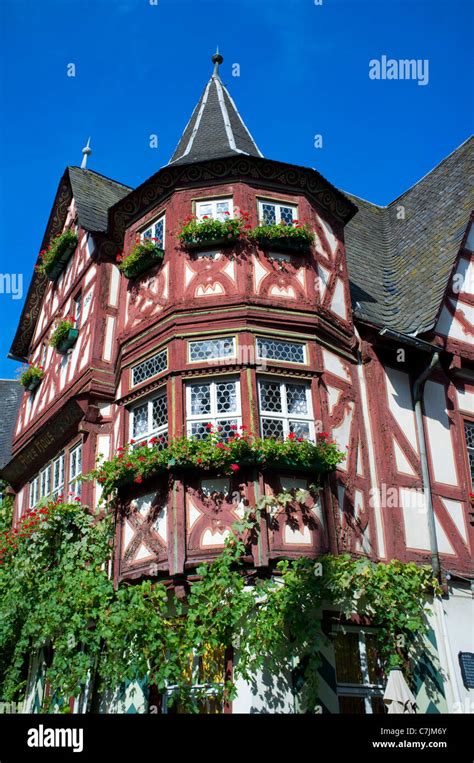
{"left": 50, "top": 319, "right": 79, "bottom": 354}
{"left": 36, "top": 230, "right": 79, "bottom": 281}
{"left": 56, "top": 328, "right": 79, "bottom": 354}
{"left": 249, "top": 223, "right": 314, "bottom": 253}
{"left": 118, "top": 242, "right": 164, "bottom": 279}
{"left": 177, "top": 215, "right": 245, "bottom": 251}
{"left": 20, "top": 364, "right": 45, "bottom": 392}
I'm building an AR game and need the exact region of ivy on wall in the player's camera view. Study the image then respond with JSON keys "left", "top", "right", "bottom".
{"left": 0, "top": 490, "right": 439, "bottom": 712}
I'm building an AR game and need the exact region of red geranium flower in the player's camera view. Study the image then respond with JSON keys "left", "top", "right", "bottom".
{"left": 230, "top": 464, "right": 240, "bottom": 472}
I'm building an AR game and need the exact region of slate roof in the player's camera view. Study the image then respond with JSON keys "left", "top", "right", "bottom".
{"left": 0, "top": 381, "right": 23, "bottom": 469}
{"left": 344, "top": 136, "right": 473, "bottom": 335}
{"left": 169, "top": 54, "right": 262, "bottom": 165}
{"left": 68, "top": 167, "right": 132, "bottom": 232}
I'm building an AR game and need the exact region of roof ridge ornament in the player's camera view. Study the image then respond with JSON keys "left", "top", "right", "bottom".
{"left": 80, "top": 137, "right": 92, "bottom": 170}
{"left": 212, "top": 47, "right": 223, "bottom": 78}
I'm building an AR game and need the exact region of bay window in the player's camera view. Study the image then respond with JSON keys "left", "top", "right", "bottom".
{"left": 258, "top": 378, "right": 314, "bottom": 440}
{"left": 130, "top": 390, "right": 168, "bottom": 446}
{"left": 186, "top": 378, "right": 241, "bottom": 439}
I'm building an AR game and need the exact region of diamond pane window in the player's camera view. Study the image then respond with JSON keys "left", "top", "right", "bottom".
{"left": 465, "top": 421, "right": 474, "bottom": 486}
{"left": 189, "top": 337, "right": 236, "bottom": 363}
{"left": 130, "top": 391, "right": 168, "bottom": 447}
{"left": 196, "top": 198, "right": 233, "bottom": 222}
{"left": 186, "top": 379, "right": 241, "bottom": 439}
{"left": 258, "top": 200, "right": 297, "bottom": 226}
{"left": 142, "top": 214, "right": 165, "bottom": 249}
{"left": 132, "top": 349, "right": 167, "bottom": 386}
{"left": 256, "top": 337, "right": 306, "bottom": 364}
{"left": 258, "top": 378, "right": 314, "bottom": 440}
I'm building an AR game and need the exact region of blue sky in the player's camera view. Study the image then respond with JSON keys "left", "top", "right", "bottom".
{"left": 0, "top": 0, "right": 471, "bottom": 378}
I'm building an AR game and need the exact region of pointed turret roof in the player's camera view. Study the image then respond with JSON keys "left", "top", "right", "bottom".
{"left": 169, "top": 49, "right": 263, "bottom": 166}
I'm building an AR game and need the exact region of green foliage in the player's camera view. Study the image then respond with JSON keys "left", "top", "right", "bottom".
{"left": 36, "top": 230, "right": 78, "bottom": 276}
{"left": 116, "top": 239, "right": 164, "bottom": 276}
{"left": 49, "top": 319, "right": 76, "bottom": 349}
{"left": 248, "top": 221, "right": 314, "bottom": 248}
{"left": 0, "top": 491, "right": 437, "bottom": 712}
{"left": 0, "top": 491, "right": 13, "bottom": 535}
{"left": 88, "top": 427, "right": 345, "bottom": 500}
{"left": 19, "top": 364, "right": 45, "bottom": 388}
{"left": 177, "top": 213, "right": 247, "bottom": 247}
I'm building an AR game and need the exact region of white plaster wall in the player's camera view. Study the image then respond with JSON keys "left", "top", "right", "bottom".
{"left": 441, "top": 583, "right": 474, "bottom": 712}
{"left": 232, "top": 658, "right": 295, "bottom": 713}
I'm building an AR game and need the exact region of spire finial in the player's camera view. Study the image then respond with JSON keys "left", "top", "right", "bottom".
{"left": 211, "top": 47, "right": 223, "bottom": 77}
{"left": 81, "top": 137, "right": 92, "bottom": 169}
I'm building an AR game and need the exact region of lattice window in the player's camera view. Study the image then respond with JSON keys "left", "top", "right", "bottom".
{"left": 465, "top": 421, "right": 474, "bottom": 487}
{"left": 258, "top": 378, "right": 314, "bottom": 440}
{"left": 196, "top": 198, "right": 233, "bottom": 222}
{"left": 186, "top": 379, "right": 241, "bottom": 439}
{"left": 141, "top": 214, "right": 165, "bottom": 249}
{"left": 69, "top": 443, "right": 82, "bottom": 498}
{"left": 189, "top": 337, "right": 236, "bottom": 363}
{"left": 52, "top": 453, "right": 65, "bottom": 498}
{"left": 256, "top": 337, "right": 306, "bottom": 364}
{"left": 334, "top": 629, "right": 385, "bottom": 715}
{"left": 163, "top": 645, "right": 225, "bottom": 714}
{"left": 130, "top": 391, "right": 168, "bottom": 447}
{"left": 39, "top": 465, "right": 51, "bottom": 499}
{"left": 258, "top": 200, "right": 297, "bottom": 226}
{"left": 29, "top": 476, "right": 39, "bottom": 508}
{"left": 132, "top": 349, "right": 167, "bottom": 386}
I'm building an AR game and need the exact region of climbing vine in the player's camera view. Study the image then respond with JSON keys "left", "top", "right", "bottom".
{"left": 0, "top": 491, "right": 439, "bottom": 713}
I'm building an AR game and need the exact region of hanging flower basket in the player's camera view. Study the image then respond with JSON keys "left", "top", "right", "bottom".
{"left": 177, "top": 215, "right": 246, "bottom": 251}
{"left": 36, "top": 230, "right": 79, "bottom": 281}
{"left": 50, "top": 318, "right": 78, "bottom": 354}
{"left": 20, "top": 364, "right": 45, "bottom": 392}
{"left": 117, "top": 240, "right": 164, "bottom": 279}
{"left": 248, "top": 221, "right": 314, "bottom": 253}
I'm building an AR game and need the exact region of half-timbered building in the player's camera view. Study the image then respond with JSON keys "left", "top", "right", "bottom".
{"left": 2, "top": 52, "right": 473, "bottom": 714}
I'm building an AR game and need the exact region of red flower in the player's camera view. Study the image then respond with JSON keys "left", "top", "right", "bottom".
{"left": 319, "top": 432, "right": 329, "bottom": 438}
{"left": 230, "top": 464, "right": 240, "bottom": 472}
{"left": 288, "top": 432, "right": 296, "bottom": 440}
{"left": 129, "top": 439, "right": 136, "bottom": 445}
{"left": 206, "top": 423, "right": 214, "bottom": 430}
{"left": 134, "top": 476, "right": 143, "bottom": 484}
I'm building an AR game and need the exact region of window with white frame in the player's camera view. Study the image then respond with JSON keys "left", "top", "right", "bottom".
{"left": 195, "top": 198, "right": 233, "bottom": 221}
{"left": 333, "top": 628, "right": 385, "bottom": 714}
{"left": 73, "top": 293, "right": 82, "bottom": 328}
{"left": 186, "top": 378, "right": 241, "bottom": 440}
{"left": 258, "top": 378, "right": 314, "bottom": 441}
{"left": 163, "top": 645, "right": 225, "bottom": 714}
{"left": 39, "top": 465, "right": 51, "bottom": 500}
{"left": 52, "top": 453, "right": 65, "bottom": 498}
{"left": 188, "top": 337, "right": 236, "bottom": 364}
{"left": 464, "top": 421, "right": 474, "bottom": 487}
{"left": 132, "top": 349, "right": 167, "bottom": 386}
{"left": 258, "top": 200, "right": 297, "bottom": 226}
{"left": 69, "top": 443, "right": 82, "bottom": 497}
{"left": 29, "top": 476, "right": 39, "bottom": 508}
{"left": 130, "top": 391, "right": 168, "bottom": 447}
{"left": 256, "top": 337, "right": 306, "bottom": 365}
{"left": 141, "top": 214, "right": 165, "bottom": 249}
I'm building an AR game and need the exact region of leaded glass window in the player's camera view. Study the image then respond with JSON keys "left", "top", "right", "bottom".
{"left": 258, "top": 378, "right": 314, "bottom": 440}
{"left": 52, "top": 453, "right": 65, "bottom": 498}
{"left": 132, "top": 349, "right": 167, "bottom": 386}
{"left": 189, "top": 337, "right": 236, "bottom": 363}
{"left": 186, "top": 379, "right": 241, "bottom": 439}
{"left": 141, "top": 214, "right": 165, "bottom": 249}
{"left": 465, "top": 421, "right": 474, "bottom": 486}
{"left": 196, "top": 198, "right": 233, "bottom": 221}
{"left": 130, "top": 391, "right": 168, "bottom": 447}
{"left": 256, "top": 337, "right": 306, "bottom": 364}
{"left": 258, "top": 200, "right": 297, "bottom": 226}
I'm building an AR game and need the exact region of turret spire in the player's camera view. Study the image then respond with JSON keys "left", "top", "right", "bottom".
{"left": 168, "top": 51, "right": 263, "bottom": 166}
{"left": 80, "top": 137, "right": 92, "bottom": 170}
